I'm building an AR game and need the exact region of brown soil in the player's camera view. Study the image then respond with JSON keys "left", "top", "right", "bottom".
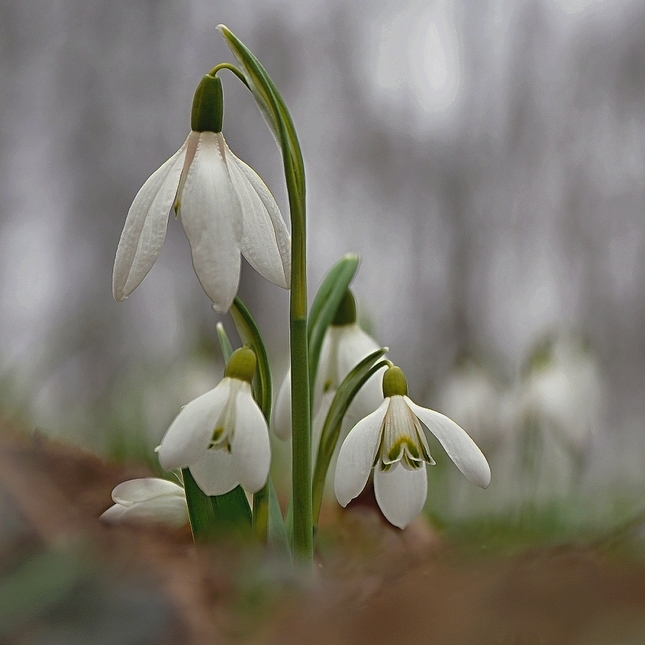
{"left": 1, "top": 425, "right": 644, "bottom": 645}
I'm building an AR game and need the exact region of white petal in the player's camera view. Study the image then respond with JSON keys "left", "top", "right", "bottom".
{"left": 347, "top": 366, "right": 386, "bottom": 425}
{"left": 112, "top": 140, "right": 188, "bottom": 301}
{"left": 180, "top": 132, "right": 242, "bottom": 312}
{"left": 101, "top": 496, "right": 188, "bottom": 528}
{"left": 272, "top": 369, "right": 292, "bottom": 441}
{"left": 374, "top": 463, "right": 427, "bottom": 529}
{"left": 100, "top": 504, "right": 128, "bottom": 522}
{"left": 111, "top": 478, "right": 185, "bottom": 506}
{"left": 189, "top": 449, "right": 240, "bottom": 496}
{"left": 312, "top": 390, "right": 335, "bottom": 463}
{"left": 313, "top": 331, "right": 336, "bottom": 412}
{"left": 336, "top": 325, "right": 381, "bottom": 379}
{"left": 157, "top": 380, "right": 231, "bottom": 471}
{"left": 334, "top": 399, "right": 389, "bottom": 507}
{"left": 406, "top": 397, "right": 491, "bottom": 489}
{"left": 231, "top": 385, "right": 271, "bottom": 493}
{"left": 225, "top": 145, "right": 291, "bottom": 289}
{"left": 317, "top": 325, "right": 384, "bottom": 422}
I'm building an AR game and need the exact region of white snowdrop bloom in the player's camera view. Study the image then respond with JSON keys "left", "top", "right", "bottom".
{"left": 521, "top": 334, "right": 603, "bottom": 457}
{"left": 100, "top": 478, "right": 188, "bottom": 528}
{"left": 113, "top": 72, "right": 290, "bottom": 312}
{"left": 335, "top": 366, "right": 491, "bottom": 529}
{"left": 273, "top": 290, "right": 385, "bottom": 441}
{"left": 156, "top": 347, "right": 271, "bottom": 496}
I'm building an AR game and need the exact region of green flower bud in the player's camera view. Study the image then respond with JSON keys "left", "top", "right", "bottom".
{"left": 332, "top": 289, "right": 356, "bottom": 326}
{"left": 191, "top": 74, "right": 223, "bottom": 133}
{"left": 225, "top": 347, "right": 256, "bottom": 383}
{"left": 382, "top": 366, "right": 408, "bottom": 398}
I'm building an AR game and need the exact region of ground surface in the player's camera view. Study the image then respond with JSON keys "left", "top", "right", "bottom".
{"left": 1, "top": 426, "right": 645, "bottom": 645}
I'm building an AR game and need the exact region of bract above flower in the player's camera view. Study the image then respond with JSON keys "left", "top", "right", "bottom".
{"left": 100, "top": 478, "right": 188, "bottom": 528}
{"left": 156, "top": 347, "right": 271, "bottom": 496}
{"left": 113, "top": 73, "right": 290, "bottom": 313}
{"left": 334, "top": 366, "right": 491, "bottom": 529}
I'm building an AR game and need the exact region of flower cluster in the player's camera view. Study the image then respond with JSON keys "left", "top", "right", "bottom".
{"left": 108, "top": 37, "right": 493, "bottom": 549}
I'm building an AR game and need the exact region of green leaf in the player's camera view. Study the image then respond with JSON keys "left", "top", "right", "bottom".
{"left": 307, "top": 255, "right": 360, "bottom": 392}
{"left": 230, "top": 298, "right": 272, "bottom": 419}
{"left": 217, "top": 24, "right": 304, "bottom": 202}
{"left": 216, "top": 322, "right": 234, "bottom": 363}
{"left": 211, "top": 485, "right": 252, "bottom": 528}
{"left": 230, "top": 298, "right": 290, "bottom": 554}
{"left": 268, "top": 477, "right": 291, "bottom": 560}
{"left": 312, "top": 350, "right": 388, "bottom": 529}
{"left": 183, "top": 469, "right": 252, "bottom": 540}
{"left": 183, "top": 468, "right": 217, "bottom": 541}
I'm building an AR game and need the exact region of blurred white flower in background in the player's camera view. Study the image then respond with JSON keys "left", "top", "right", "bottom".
{"left": 436, "top": 355, "right": 506, "bottom": 457}
{"left": 520, "top": 333, "right": 604, "bottom": 462}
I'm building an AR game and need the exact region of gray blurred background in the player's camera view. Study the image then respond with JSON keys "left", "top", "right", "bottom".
{"left": 2, "top": 0, "right": 645, "bottom": 497}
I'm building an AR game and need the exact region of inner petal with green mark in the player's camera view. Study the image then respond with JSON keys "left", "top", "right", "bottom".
{"left": 208, "top": 380, "right": 241, "bottom": 452}
{"left": 378, "top": 395, "right": 434, "bottom": 471}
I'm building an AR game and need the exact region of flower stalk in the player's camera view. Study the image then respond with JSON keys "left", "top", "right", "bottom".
{"left": 219, "top": 25, "right": 312, "bottom": 563}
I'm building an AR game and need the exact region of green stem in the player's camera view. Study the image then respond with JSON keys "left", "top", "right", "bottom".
{"left": 291, "top": 315, "right": 312, "bottom": 561}
{"left": 290, "top": 164, "right": 311, "bottom": 560}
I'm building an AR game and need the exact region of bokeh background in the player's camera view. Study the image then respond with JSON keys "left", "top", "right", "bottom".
{"left": 2, "top": 0, "right": 645, "bottom": 517}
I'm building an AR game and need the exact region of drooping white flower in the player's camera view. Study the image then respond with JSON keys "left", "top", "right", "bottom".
{"left": 112, "top": 72, "right": 290, "bottom": 312}
{"left": 273, "top": 290, "right": 385, "bottom": 442}
{"left": 156, "top": 347, "right": 271, "bottom": 496}
{"left": 335, "top": 366, "right": 491, "bottom": 529}
{"left": 100, "top": 478, "right": 188, "bottom": 528}
{"left": 520, "top": 333, "right": 603, "bottom": 458}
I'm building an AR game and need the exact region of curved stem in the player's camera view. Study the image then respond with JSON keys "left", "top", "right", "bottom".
{"left": 209, "top": 63, "right": 249, "bottom": 87}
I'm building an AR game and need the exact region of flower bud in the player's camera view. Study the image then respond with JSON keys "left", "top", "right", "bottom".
{"left": 332, "top": 289, "right": 357, "bottom": 326}
{"left": 224, "top": 346, "right": 256, "bottom": 383}
{"left": 382, "top": 366, "right": 408, "bottom": 398}
{"left": 191, "top": 74, "right": 224, "bottom": 133}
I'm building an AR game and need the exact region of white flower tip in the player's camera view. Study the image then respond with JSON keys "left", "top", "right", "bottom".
{"left": 476, "top": 460, "right": 492, "bottom": 489}
{"left": 211, "top": 301, "right": 232, "bottom": 314}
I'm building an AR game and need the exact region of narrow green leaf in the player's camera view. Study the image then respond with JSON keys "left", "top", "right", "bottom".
{"left": 182, "top": 468, "right": 217, "bottom": 542}
{"left": 230, "top": 298, "right": 272, "bottom": 419}
{"left": 230, "top": 298, "right": 290, "bottom": 553}
{"left": 211, "top": 486, "right": 252, "bottom": 528}
{"left": 217, "top": 24, "right": 305, "bottom": 204}
{"left": 216, "top": 322, "right": 234, "bottom": 363}
{"left": 268, "top": 477, "right": 291, "bottom": 560}
{"left": 184, "top": 468, "right": 252, "bottom": 539}
{"left": 312, "top": 351, "right": 388, "bottom": 529}
{"left": 307, "top": 255, "right": 360, "bottom": 392}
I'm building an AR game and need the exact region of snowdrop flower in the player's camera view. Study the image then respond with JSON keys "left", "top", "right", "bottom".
{"left": 520, "top": 333, "right": 603, "bottom": 459}
{"left": 100, "top": 478, "right": 188, "bottom": 528}
{"left": 335, "top": 365, "right": 491, "bottom": 529}
{"left": 156, "top": 347, "right": 271, "bottom": 496}
{"left": 273, "top": 290, "right": 385, "bottom": 442}
{"left": 113, "top": 72, "right": 290, "bottom": 312}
